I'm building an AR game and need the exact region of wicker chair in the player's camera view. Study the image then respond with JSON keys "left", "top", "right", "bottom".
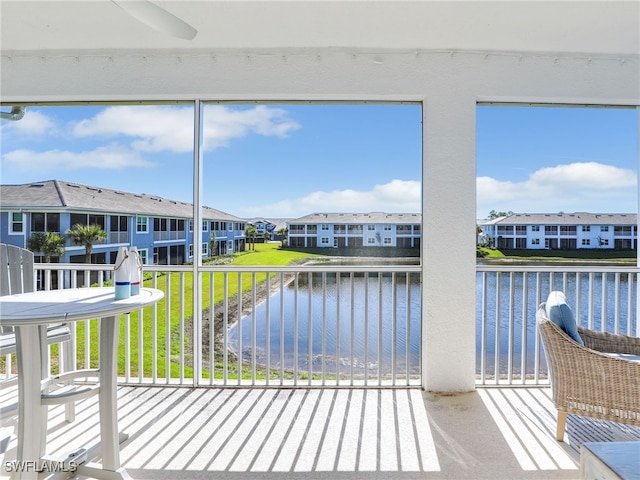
{"left": 536, "top": 302, "right": 640, "bottom": 441}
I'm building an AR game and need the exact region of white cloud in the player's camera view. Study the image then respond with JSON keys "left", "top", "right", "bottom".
{"left": 477, "top": 162, "right": 636, "bottom": 216}
{"left": 241, "top": 179, "right": 421, "bottom": 217}
{"left": 2, "top": 145, "right": 153, "bottom": 171}
{"left": 0, "top": 110, "right": 55, "bottom": 137}
{"left": 72, "top": 104, "right": 300, "bottom": 153}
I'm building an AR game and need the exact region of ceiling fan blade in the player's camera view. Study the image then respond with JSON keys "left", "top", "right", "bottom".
{"left": 112, "top": 0, "right": 197, "bottom": 40}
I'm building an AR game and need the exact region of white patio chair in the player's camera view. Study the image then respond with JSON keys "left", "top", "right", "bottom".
{"left": 0, "top": 243, "right": 75, "bottom": 421}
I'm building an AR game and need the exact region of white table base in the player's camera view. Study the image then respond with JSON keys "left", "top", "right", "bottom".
{"left": 14, "top": 315, "right": 128, "bottom": 480}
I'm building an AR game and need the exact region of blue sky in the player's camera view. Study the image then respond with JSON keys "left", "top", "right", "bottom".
{"left": 1, "top": 103, "right": 637, "bottom": 219}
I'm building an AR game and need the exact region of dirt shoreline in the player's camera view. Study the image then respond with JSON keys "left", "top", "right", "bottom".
{"left": 196, "top": 256, "right": 418, "bottom": 366}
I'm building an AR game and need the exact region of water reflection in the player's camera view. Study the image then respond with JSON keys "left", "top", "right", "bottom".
{"left": 228, "top": 272, "right": 421, "bottom": 378}
{"left": 228, "top": 269, "right": 637, "bottom": 378}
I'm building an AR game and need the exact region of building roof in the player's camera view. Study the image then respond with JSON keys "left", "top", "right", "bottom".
{"left": 491, "top": 212, "right": 637, "bottom": 226}
{"left": 0, "top": 180, "right": 243, "bottom": 222}
{"left": 290, "top": 212, "right": 421, "bottom": 225}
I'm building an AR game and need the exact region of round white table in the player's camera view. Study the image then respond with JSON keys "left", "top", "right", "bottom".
{"left": 0, "top": 287, "right": 164, "bottom": 480}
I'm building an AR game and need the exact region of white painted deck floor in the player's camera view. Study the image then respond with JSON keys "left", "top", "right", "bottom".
{"left": 1, "top": 384, "right": 640, "bottom": 480}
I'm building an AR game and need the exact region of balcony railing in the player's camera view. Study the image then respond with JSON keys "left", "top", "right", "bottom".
{"left": 153, "top": 231, "right": 187, "bottom": 241}
{"left": 477, "top": 264, "right": 637, "bottom": 385}
{"left": 1, "top": 262, "right": 636, "bottom": 389}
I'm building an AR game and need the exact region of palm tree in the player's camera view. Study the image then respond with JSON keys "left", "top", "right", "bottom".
{"left": 66, "top": 224, "right": 107, "bottom": 263}
{"left": 276, "top": 227, "right": 288, "bottom": 248}
{"left": 245, "top": 225, "right": 257, "bottom": 251}
{"left": 209, "top": 232, "right": 218, "bottom": 257}
{"left": 27, "top": 232, "right": 65, "bottom": 263}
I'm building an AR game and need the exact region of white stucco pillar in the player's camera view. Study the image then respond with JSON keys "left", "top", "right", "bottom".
{"left": 422, "top": 94, "right": 477, "bottom": 392}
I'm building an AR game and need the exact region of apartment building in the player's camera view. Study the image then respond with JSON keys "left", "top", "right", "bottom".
{"left": 479, "top": 212, "right": 637, "bottom": 250}
{"left": 0, "top": 180, "right": 247, "bottom": 265}
{"left": 287, "top": 212, "right": 421, "bottom": 249}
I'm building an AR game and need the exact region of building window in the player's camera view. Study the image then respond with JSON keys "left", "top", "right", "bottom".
{"left": 367, "top": 237, "right": 376, "bottom": 244}
{"left": 545, "top": 226, "right": 558, "bottom": 235}
{"left": 600, "top": 238, "right": 609, "bottom": 246}
{"left": 321, "top": 224, "right": 330, "bottom": 231}
{"left": 202, "top": 221, "right": 208, "bottom": 232}
{"left": 136, "top": 216, "right": 149, "bottom": 233}
{"left": 367, "top": 224, "right": 375, "bottom": 231}
{"left": 321, "top": 237, "right": 330, "bottom": 244}
{"left": 384, "top": 225, "right": 392, "bottom": 231}
{"left": 31, "top": 212, "right": 60, "bottom": 233}
{"left": 202, "top": 243, "right": 209, "bottom": 255}
{"left": 582, "top": 225, "right": 591, "bottom": 232}
{"left": 531, "top": 225, "right": 540, "bottom": 232}
{"left": 171, "top": 219, "right": 185, "bottom": 232}
{"left": 582, "top": 239, "right": 591, "bottom": 246}
{"left": 10, "top": 212, "right": 24, "bottom": 234}
{"left": 70, "top": 213, "right": 105, "bottom": 229}
{"left": 515, "top": 226, "right": 527, "bottom": 234}
{"left": 138, "top": 249, "right": 148, "bottom": 264}
{"left": 384, "top": 237, "right": 392, "bottom": 244}
{"left": 188, "top": 244, "right": 194, "bottom": 257}
{"left": 614, "top": 226, "right": 632, "bottom": 235}
{"left": 600, "top": 226, "right": 609, "bottom": 232}
{"left": 227, "top": 222, "right": 233, "bottom": 231}
{"left": 531, "top": 239, "right": 540, "bottom": 245}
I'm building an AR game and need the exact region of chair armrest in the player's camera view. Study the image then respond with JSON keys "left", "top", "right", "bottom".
{"left": 578, "top": 327, "right": 640, "bottom": 356}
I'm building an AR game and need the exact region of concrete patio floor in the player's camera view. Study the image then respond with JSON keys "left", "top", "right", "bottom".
{"left": 1, "top": 384, "right": 639, "bottom": 480}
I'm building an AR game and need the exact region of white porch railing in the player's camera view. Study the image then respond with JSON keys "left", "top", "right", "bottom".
{"left": 1, "top": 262, "right": 636, "bottom": 389}
{"left": 476, "top": 264, "right": 638, "bottom": 385}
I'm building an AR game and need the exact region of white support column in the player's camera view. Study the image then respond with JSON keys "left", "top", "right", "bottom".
{"left": 192, "top": 100, "right": 203, "bottom": 384}
{"left": 422, "top": 95, "right": 477, "bottom": 392}
{"left": 636, "top": 106, "right": 639, "bottom": 337}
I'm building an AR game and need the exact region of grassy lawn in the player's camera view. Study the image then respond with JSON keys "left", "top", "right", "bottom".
{"left": 74, "top": 243, "right": 320, "bottom": 379}
{"left": 478, "top": 246, "right": 636, "bottom": 262}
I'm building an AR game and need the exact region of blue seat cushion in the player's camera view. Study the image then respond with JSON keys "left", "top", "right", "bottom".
{"left": 545, "top": 291, "right": 584, "bottom": 345}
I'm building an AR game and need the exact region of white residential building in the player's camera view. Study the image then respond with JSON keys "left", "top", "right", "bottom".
{"left": 288, "top": 212, "right": 421, "bottom": 250}
{"left": 479, "top": 213, "right": 637, "bottom": 250}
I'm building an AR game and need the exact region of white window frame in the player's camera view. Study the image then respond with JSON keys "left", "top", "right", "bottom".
{"left": 9, "top": 211, "right": 24, "bottom": 234}
{"left": 136, "top": 216, "right": 149, "bottom": 233}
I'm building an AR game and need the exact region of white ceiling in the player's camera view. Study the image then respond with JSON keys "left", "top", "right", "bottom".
{"left": 1, "top": 0, "right": 638, "bottom": 56}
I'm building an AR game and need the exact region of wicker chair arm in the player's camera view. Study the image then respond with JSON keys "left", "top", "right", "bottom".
{"left": 577, "top": 326, "right": 640, "bottom": 355}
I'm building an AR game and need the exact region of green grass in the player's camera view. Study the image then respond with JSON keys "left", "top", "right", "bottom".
{"left": 74, "top": 243, "right": 320, "bottom": 380}
{"left": 477, "top": 247, "right": 505, "bottom": 258}
{"left": 481, "top": 248, "right": 636, "bottom": 262}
